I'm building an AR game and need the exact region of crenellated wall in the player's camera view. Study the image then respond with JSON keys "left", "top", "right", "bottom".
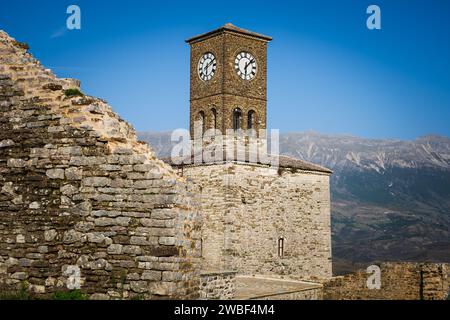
{"left": 0, "top": 31, "right": 201, "bottom": 299}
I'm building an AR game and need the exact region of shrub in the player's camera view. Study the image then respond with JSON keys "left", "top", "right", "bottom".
{"left": 12, "top": 40, "right": 30, "bottom": 50}
{"left": 52, "top": 290, "right": 88, "bottom": 300}
{"left": 0, "top": 281, "right": 30, "bottom": 300}
{"left": 64, "top": 88, "right": 84, "bottom": 97}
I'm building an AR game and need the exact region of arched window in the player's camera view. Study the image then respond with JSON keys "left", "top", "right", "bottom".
{"left": 233, "top": 108, "right": 242, "bottom": 131}
{"left": 211, "top": 108, "right": 217, "bottom": 130}
{"left": 198, "top": 111, "right": 205, "bottom": 136}
{"left": 247, "top": 110, "right": 256, "bottom": 130}
{"left": 278, "top": 237, "right": 284, "bottom": 258}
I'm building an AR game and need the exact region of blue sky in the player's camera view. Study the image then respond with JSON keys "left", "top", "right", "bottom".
{"left": 1, "top": 0, "right": 449, "bottom": 139}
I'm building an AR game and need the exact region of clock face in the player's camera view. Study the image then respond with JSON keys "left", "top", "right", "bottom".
{"left": 235, "top": 52, "right": 257, "bottom": 80}
{"left": 198, "top": 52, "right": 216, "bottom": 81}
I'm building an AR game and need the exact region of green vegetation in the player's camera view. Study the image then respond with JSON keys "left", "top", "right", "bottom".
{"left": 64, "top": 88, "right": 84, "bottom": 97}
{"left": 0, "top": 281, "right": 30, "bottom": 300}
{"left": 130, "top": 294, "right": 144, "bottom": 300}
{"left": 51, "top": 290, "right": 88, "bottom": 300}
{"left": 12, "top": 40, "right": 30, "bottom": 50}
{"left": 110, "top": 270, "right": 128, "bottom": 299}
{"left": 0, "top": 286, "right": 88, "bottom": 300}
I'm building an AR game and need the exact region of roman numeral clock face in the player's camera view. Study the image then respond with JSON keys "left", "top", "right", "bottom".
{"left": 235, "top": 52, "right": 257, "bottom": 80}
{"left": 198, "top": 52, "right": 216, "bottom": 81}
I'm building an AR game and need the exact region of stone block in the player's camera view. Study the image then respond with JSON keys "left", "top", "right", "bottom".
{"left": 46, "top": 168, "right": 65, "bottom": 179}
{"left": 65, "top": 167, "right": 83, "bottom": 180}
{"left": 107, "top": 244, "right": 123, "bottom": 255}
{"left": 141, "top": 271, "right": 162, "bottom": 281}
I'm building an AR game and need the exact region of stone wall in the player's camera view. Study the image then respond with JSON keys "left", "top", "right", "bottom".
{"left": 252, "top": 287, "right": 322, "bottom": 300}
{"left": 323, "top": 262, "right": 449, "bottom": 300}
{"left": 199, "top": 270, "right": 236, "bottom": 299}
{"left": 180, "top": 162, "right": 332, "bottom": 281}
{"left": 0, "top": 31, "right": 201, "bottom": 299}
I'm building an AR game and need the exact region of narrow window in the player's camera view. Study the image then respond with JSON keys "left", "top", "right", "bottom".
{"left": 233, "top": 108, "right": 242, "bottom": 131}
{"left": 278, "top": 237, "right": 284, "bottom": 258}
{"left": 211, "top": 108, "right": 217, "bottom": 130}
{"left": 247, "top": 110, "right": 255, "bottom": 130}
{"left": 198, "top": 111, "right": 205, "bottom": 136}
{"left": 200, "top": 238, "right": 203, "bottom": 257}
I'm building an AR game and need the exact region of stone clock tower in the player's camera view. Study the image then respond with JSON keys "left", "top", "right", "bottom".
{"left": 186, "top": 23, "right": 272, "bottom": 138}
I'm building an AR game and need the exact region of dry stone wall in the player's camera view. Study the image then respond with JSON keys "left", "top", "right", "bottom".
{"left": 0, "top": 31, "right": 201, "bottom": 299}
{"left": 180, "top": 162, "right": 332, "bottom": 281}
{"left": 323, "top": 262, "right": 449, "bottom": 300}
{"left": 252, "top": 287, "right": 322, "bottom": 300}
{"left": 199, "top": 270, "right": 236, "bottom": 299}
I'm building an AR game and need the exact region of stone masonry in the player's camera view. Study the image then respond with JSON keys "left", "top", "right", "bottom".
{"left": 199, "top": 270, "right": 236, "bottom": 300}
{"left": 187, "top": 24, "right": 271, "bottom": 137}
{"left": 1, "top": 25, "right": 448, "bottom": 301}
{"left": 0, "top": 31, "right": 201, "bottom": 299}
{"left": 169, "top": 159, "right": 332, "bottom": 281}
{"left": 323, "top": 262, "right": 449, "bottom": 300}
{"left": 183, "top": 24, "right": 333, "bottom": 283}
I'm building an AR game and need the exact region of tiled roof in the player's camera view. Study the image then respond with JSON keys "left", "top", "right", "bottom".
{"left": 186, "top": 23, "right": 272, "bottom": 43}
{"left": 162, "top": 153, "right": 332, "bottom": 174}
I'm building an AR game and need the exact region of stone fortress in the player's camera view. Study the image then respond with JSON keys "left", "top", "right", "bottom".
{"left": 0, "top": 24, "right": 448, "bottom": 300}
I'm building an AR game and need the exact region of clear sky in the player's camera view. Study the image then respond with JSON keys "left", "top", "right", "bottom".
{"left": 1, "top": 0, "right": 449, "bottom": 139}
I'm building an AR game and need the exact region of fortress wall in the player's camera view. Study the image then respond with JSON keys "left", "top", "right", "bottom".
{"left": 181, "top": 162, "right": 332, "bottom": 280}
{"left": 323, "top": 262, "right": 449, "bottom": 300}
{"left": 0, "top": 31, "right": 201, "bottom": 299}
{"left": 199, "top": 270, "right": 236, "bottom": 300}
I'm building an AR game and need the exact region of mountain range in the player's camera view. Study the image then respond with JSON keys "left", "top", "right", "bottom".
{"left": 138, "top": 131, "right": 450, "bottom": 274}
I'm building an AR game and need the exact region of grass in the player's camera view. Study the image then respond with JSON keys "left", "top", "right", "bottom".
{"left": 0, "top": 287, "right": 88, "bottom": 300}
{"left": 64, "top": 88, "right": 84, "bottom": 97}
{"left": 51, "top": 290, "right": 88, "bottom": 300}
{"left": 0, "top": 281, "right": 30, "bottom": 300}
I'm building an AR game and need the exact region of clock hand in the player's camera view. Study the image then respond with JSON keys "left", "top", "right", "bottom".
{"left": 244, "top": 59, "right": 253, "bottom": 74}
{"left": 205, "top": 59, "right": 214, "bottom": 74}
{"left": 204, "top": 62, "right": 211, "bottom": 74}
{"left": 247, "top": 59, "right": 255, "bottom": 70}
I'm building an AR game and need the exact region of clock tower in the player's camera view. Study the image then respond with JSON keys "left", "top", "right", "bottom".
{"left": 186, "top": 23, "right": 272, "bottom": 138}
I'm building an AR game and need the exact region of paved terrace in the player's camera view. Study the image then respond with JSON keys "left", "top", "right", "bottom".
{"left": 234, "top": 275, "right": 323, "bottom": 300}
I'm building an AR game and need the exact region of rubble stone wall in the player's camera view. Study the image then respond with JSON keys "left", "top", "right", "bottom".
{"left": 252, "top": 287, "right": 323, "bottom": 300}
{"left": 0, "top": 31, "right": 201, "bottom": 299}
{"left": 181, "top": 162, "right": 332, "bottom": 281}
{"left": 199, "top": 270, "right": 236, "bottom": 299}
{"left": 323, "top": 262, "right": 449, "bottom": 300}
